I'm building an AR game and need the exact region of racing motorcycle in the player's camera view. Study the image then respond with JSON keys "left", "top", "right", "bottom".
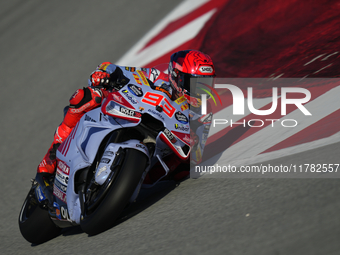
{"left": 18, "top": 68, "right": 208, "bottom": 244}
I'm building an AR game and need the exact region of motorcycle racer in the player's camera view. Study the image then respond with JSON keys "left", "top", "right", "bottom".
{"left": 36, "top": 50, "right": 215, "bottom": 190}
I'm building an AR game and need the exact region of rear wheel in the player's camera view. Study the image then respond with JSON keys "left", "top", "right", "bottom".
{"left": 18, "top": 184, "right": 61, "bottom": 244}
{"left": 80, "top": 148, "right": 148, "bottom": 235}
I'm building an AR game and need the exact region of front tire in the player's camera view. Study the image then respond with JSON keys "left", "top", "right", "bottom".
{"left": 18, "top": 185, "right": 61, "bottom": 244}
{"left": 80, "top": 148, "right": 148, "bottom": 235}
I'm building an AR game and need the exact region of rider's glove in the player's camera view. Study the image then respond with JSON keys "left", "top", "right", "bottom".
{"left": 90, "top": 70, "right": 110, "bottom": 87}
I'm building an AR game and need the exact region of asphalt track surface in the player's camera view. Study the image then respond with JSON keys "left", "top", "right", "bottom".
{"left": 1, "top": 1, "right": 340, "bottom": 255}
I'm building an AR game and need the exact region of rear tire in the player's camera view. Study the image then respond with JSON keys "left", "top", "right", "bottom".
{"left": 18, "top": 186, "right": 61, "bottom": 244}
{"left": 80, "top": 149, "right": 148, "bottom": 235}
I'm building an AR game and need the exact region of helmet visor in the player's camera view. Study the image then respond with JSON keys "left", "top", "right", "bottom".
{"left": 177, "top": 71, "right": 215, "bottom": 96}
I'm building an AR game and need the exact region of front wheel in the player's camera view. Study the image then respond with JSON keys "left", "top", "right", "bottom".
{"left": 80, "top": 148, "right": 148, "bottom": 235}
{"left": 18, "top": 184, "right": 61, "bottom": 244}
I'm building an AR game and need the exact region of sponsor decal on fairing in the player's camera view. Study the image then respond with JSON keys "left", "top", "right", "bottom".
{"left": 175, "top": 111, "right": 189, "bottom": 124}
{"left": 174, "top": 123, "right": 189, "bottom": 132}
{"left": 128, "top": 84, "right": 143, "bottom": 97}
{"left": 54, "top": 179, "right": 67, "bottom": 193}
{"left": 133, "top": 73, "right": 142, "bottom": 85}
{"left": 53, "top": 185, "right": 67, "bottom": 203}
{"left": 163, "top": 128, "right": 177, "bottom": 143}
{"left": 120, "top": 107, "right": 142, "bottom": 117}
{"left": 121, "top": 90, "right": 138, "bottom": 104}
{"left": 57, "top": 160, "right": 70, "bottom": 175}
{"left": 137, "top": 70, "right": 150, "bottom": 86}
{"left": 155, "top": 86, "right": 171, "bottom": 98}
{"left": 147, "top": 109, "right": 165, "bottom": 121}
{"left": 84, "top": 114, "right": 96, "bottom": 122}
{"left": 56, "top": 169, "right": 69, "bottom": 185}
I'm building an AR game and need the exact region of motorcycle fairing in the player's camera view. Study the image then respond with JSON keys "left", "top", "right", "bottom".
{"left": 54, "top": 70, "right": 192, "bottom": 224}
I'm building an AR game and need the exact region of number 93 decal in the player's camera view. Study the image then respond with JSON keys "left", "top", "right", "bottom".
{"left": 141, "top": 92, "right": 176, "bottom": 118}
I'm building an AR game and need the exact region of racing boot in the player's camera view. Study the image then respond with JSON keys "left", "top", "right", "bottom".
{"left": 37, "top": 122, "right": 71, "bottom": 174}
{"left": 36, "top": 122, "right": 70, "bottom": 207}
{"left": 36, "top": 139, "right": 61, "bottom": 207}
{"left": 37, "top": 143, "right": 60, "bottom": 174}
{"left": 34, "top": 172, "right": 54, "bottom": 207}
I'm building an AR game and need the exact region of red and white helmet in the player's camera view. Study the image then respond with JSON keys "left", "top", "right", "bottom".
{"left": 168, "top": 50, "right": 215, "bottom": 106}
